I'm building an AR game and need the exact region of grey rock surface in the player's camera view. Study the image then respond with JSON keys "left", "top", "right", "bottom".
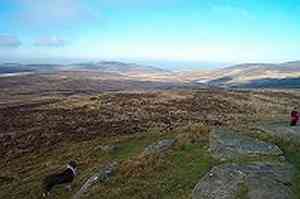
{"left": 73, "top": 161, "right": 118, "bottom": 199}
{"left": 95, "top": 144, "right": 119, "bottom": 153}
{"left": 210, "top": 129, "right": 283, "bottom": 160}
{"left": 144, "top": 139, "right": 176, "bottom": 155}
{"left": 192, "top": 162, "right": 295, "bottom": 199}
{"left": 258, "top": 123, "right": 300, "bottom": 144}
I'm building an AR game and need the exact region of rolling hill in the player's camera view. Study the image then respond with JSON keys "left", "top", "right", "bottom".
{"left": 0, "top": 61, "right": 169, "bottom": 76}
{"left": 1, "top": 60, "right": 300, "bottom": 88}
{"left": 194, "top": 61, "right": 300, "bottom": 88}
{"left": 67, "top": 61, "right": 169, "bottom": 74}
{"left": 0, "top": 63, "right": 35, "bottom": 74}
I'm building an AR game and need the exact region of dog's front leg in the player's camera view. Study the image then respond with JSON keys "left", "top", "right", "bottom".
{"left": 42, "top": 192, "right": 50, "bottom": 198}
{"left": 65, "top": 184, "right": 72, "bottom": 192}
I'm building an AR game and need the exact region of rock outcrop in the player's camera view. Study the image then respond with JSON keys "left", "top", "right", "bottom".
{"left": 144, "top": 139, "right": 176, "bottom": 155}
{"left": 95, "top": 144, "right": 119, "bottom": 153}
{"left": 193, "top": 128, "right": 297, "bottom": 199}
{"left": 258, "top": 123, "right": 300, "bottom": 144}
{"left": 192, "top": 162, "right": 295, "bottom": 199}
{"left": 73, "top": 161, "right": 118, "bottom": 199}
{"left": 210, "top": 129, "right": 283, "bottom": 160}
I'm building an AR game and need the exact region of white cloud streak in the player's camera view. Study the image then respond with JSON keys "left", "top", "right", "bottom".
{"left": 34, "top": 36, "right": 67, "bottom": 47}
{"left": 0, "top": 35, "right": 21, "bottom": 47}
{"left": 16, "top": 0, "right": 96, "bottom": 27}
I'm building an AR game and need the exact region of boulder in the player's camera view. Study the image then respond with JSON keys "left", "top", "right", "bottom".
{"left": 192, "top": 162, "right": 295, "bottom": 199}
{"left": 95, "top": 144, "right": 119, "bottom": 153}
{"left": 144, "top": 139, "right": 176, "bottom": 155}
{"left": 258, "top": 123, "right": 300, "bottom": 144}
{"left": 73, "top": 161, "right": 118, "bottom": 199}
{"left": 210, "top": 129, "right": 283, "bottom": 160}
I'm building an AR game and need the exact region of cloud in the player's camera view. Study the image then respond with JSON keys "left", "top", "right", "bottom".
{"left": 0, "top": 35, "right": 21, "bottom": 48}
{"left": 34, "top": 36, "right": 67, "bottom": 47}
{"left": 16, "top": 0, "right": 96, "bottom": 27}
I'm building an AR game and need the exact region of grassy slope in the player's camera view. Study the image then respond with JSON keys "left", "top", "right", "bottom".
{"left": 286, "top": 149, "right": 300, "bottom": 198}
{"left": 1, "top": 90, "right": 300, "bottom": 199}
{"left": 0, "top": 126, "right": 217, "bottom": 199}
{"left": 2, "top": 125, "right": 299, "bottom": 199}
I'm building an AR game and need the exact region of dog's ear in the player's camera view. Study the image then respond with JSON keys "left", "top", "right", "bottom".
{"left": 69, "top": 160, "right": 77, "bottom": 168}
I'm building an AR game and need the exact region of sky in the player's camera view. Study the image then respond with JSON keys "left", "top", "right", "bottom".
{"left": 0, "top": 0, "right": 300, "bottom": 69}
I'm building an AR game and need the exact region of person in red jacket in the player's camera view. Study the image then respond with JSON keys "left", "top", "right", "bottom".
{"left": 290, "top": 108, "right": 299, "bottom": 126}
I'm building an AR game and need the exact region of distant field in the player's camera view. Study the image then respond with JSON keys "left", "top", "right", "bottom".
{"left": 1, "top": 87, "right": 299, "bottom": 159}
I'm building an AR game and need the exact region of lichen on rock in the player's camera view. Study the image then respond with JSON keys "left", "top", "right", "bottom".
{"left": 192, "top": 162, "right": 295, "bottom": 199}
{"left": 210, "top": 129, "right": 283, "bottom": 160}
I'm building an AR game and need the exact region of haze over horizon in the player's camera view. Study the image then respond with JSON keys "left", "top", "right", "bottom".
{"left": 1, "top": 0, "right": 300, "bottom": 70}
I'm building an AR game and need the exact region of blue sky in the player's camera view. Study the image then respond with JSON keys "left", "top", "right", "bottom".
{"left": 0, "top": 0, "right": 300, "bottom": 68}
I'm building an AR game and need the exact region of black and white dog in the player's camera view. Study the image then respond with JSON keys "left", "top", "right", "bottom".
{"left": 42, "top": 161, "right": 77, "bottom": 197}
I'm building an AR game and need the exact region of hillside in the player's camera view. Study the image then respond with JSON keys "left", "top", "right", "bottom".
{"left": 0, "top": 71, "right": 200, "bottom": 108}
{"left": 68, "top": 61, "right": 169, "bottom": 74}
{"left": 0, "top": 63, "right": 35, "bottom": 74}
{"left": 0, "top": 61, "right": 169, "bottom": 76}
{"left": 2, "top": 60, "right": 300, "bottom": 88}
{"left": 0, "top": 63, "right": 63, "bottom": 74}
{"left": 193, "top": 61, "right": 300, "bottom": 88}
{"left": 1, "top": 89, "right": 300, "bottom": 198}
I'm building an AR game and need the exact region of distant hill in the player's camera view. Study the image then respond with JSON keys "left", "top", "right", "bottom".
{"left": 239, "top": 77, "right": 300, "bottom": 88}
{"left": 0, "top": 63, "right": 34, "bottom": 74}
{"left": 0, "top": 61, "right": 169, "bottom": 77}
{"left": 194, "top": 61, "right": 300, "bottom": 88}
{"left": 66, "top": 61, "right": 170, "bottom": 75}
{"left": 0, "top": 63, "right": 63, "bottom": 74}
{"left": 2, "top": 60, "right": 300, "bottom": 88}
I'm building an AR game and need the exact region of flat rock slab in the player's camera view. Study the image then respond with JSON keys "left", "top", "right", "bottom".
{"left": 144, "top": 139, "right": 176, "bottom": 155}
{"left": 95, "top": 144, "right": 120, "bottom": 153}
{"left": 210, "top": 129, "right": 283, "bottom": 160}
{"left": 73, "top": 161, "right": 118, "bottom": 199}
{"left": 192, "top": 162, "right": 295, "bottom": 199}
{"left": 258, "top": 123, "right": 300, "bottom": 144}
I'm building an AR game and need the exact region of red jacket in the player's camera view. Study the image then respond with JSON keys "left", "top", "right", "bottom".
{"left": 291, "top": 111, "right": 300, "bottom": 123}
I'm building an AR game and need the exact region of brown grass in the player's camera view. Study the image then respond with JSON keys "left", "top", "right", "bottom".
{"left": 175, "top": 123, "right": 210, "bottom": 145}
{"left": 120, "top": 154, "right": 163, "bottom": 178}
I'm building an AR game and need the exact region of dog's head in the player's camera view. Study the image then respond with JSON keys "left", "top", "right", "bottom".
{"left": 68, "top": 160, "right": 77, "bottom": 169}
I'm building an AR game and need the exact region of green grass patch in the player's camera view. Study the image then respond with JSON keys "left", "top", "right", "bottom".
{"left": 283, "top": 148, "right": 300, "bottom": 198}
{"left": 0, "top": 131, "right": 165, "bottom": 199}
{"left": 87, "top": 143, "right": 216, "bottom": 199}
{"left": 0, "top": 128, "right": 216, "bottom": 199}
{"left": 235, "top": 183, "right": 249, "bottom": 199}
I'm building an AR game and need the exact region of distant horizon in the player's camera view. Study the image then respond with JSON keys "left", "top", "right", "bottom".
{"left": 1, "top": 57, "right": 300, "bottom": 71}
{"left": 0, "top": 57, "right": 230, "bottom": 69}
